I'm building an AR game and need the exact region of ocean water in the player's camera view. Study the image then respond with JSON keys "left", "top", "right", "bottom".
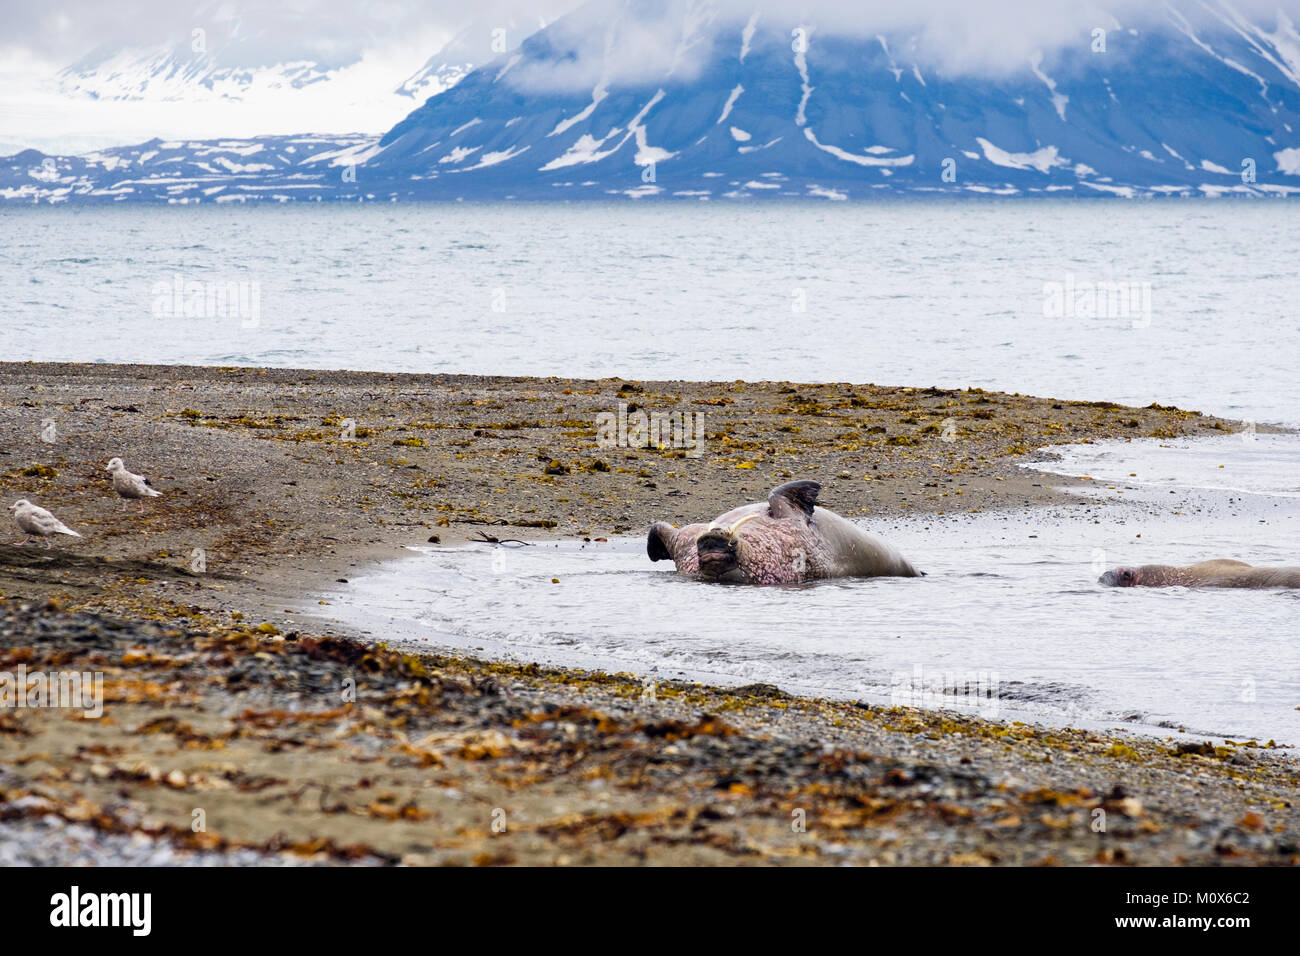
{"left": 308, "top": 434, "right": 1300, "bottom": 747}
{"left": 3, "top": 201, "right": 1298, "bottom": 426}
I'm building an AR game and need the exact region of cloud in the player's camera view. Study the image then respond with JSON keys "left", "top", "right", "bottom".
{"left": 6, "top": 0, "right": 1300, "bottom": 152}
{"left": 501, "top": 0, "right": 1300, "bottom": 94}
{"left": 11, "top": 0, "right": 1300, "bottom": 80}
{"left": 4, "top": 1, "right": 503, "bottom": 60}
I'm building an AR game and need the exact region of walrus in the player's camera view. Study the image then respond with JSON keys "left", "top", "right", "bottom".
{"left": 1099, "top": 560, "right": 1300, "bottom": 589}
{"left": 648, "top": 480, "right": 921, "bottom": 584}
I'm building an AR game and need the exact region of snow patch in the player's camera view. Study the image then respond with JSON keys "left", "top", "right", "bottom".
{"left": 540, "top": 132, "right": 617, "bottom": 171}
{"left": 456, "top": 145, "right": 530, "bottom": 172}
{"left": 1275, "top": 148, "right": 1300, "bottom": 174}
{"left": 717, "top": 85, "right": 744, "bottom": 124}
{"left": 1081, "top": 181, "right": 1136, "bottom": 197}
{"left": 794, "top": 29, "right": 813, "bottom": 127}
{"left": 213, "top": 157, "right": 274, "bottom": 174}
{"left": 550, "top": 80, "right": 609, "bottom": 137}
{"left": 804, "top": 129, "right": 914, "bottom": 167}
{"left": 807, "top": 185, "right": 847, "bottom": 200}
{"left": 439, "top": 145, "right": 481, "bottom": 165}
{"left": 975, "top": 137, "right": 1063, "bottom": 173}
{"left": 740, "top": 13, "right": 760, "bottom": 63}
{"left": 1029, "top": 52, "right": 1069, "bottom": 121}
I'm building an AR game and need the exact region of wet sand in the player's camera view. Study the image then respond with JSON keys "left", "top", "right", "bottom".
{"left": 1, "top": 361, "right": 1294, "bottom": 866}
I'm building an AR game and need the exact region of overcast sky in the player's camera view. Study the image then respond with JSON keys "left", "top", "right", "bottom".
{"left": 3, "top": 1, "right": 566, "bottom": 59}
{"left": 3, "top": 0, "right": 1298, "bottom": 154}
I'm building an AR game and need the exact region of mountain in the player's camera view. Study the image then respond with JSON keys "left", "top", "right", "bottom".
{"left": 24, "top": 4, "right": 467, "bottom": 157}
{"left": 7, "top": 0, "right": 1300, "bottom": 202}
{"left": 396, "top": 17, "right": 556, "bottom": 101}
{"left": 0, "top": 135, "right": 378, "bottom": 204}
{"left": 57, "top": 7, "right": 376, "bottom": 103}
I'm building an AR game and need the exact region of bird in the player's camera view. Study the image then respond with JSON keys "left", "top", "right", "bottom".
{"left": 9, "top": 499, "right": 82, "bottom": 548}
{"left": 106, "top": 457, "right": 162, "bottom": 510}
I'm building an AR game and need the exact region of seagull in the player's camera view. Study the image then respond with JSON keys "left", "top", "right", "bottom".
{"left": 106, "top": 457, "right": 162, "bottom": 511}
{"left": 9, "top": 499, "right": 81, "bottom": 548}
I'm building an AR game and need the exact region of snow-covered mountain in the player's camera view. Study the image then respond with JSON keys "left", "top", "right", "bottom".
{"left": 57, "top": 8, "right": 376, "bottom": 103}
{"left": 396, "top": 17, "right": 557, "bottom": 101}
{"left": 16, "top": 4, "right": 470, "bottom": 155}
{"left": 0, "top": 135, "right": 378, "bottom": 204}
{"left": 7, "top": 0, "right": 1300, "bottom": 202}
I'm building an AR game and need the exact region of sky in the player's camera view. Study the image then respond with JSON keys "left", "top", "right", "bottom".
{"left": 3, "top": 0, "right": 1298, "bottom": 155}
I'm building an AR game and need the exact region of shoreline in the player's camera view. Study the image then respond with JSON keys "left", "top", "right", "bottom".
{"left": 2, "top": 361, "right": 1295, "bottom": 866}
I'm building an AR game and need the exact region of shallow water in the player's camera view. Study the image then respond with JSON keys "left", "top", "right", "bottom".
{"left": 307, "top": 434, "right": 1300, "bottom": 748}
{"left": 1032, "top": 433, "right": 1300, "bottom": 500}
{"left": 3, "top": 201, "right": 1298, "bottom": 426}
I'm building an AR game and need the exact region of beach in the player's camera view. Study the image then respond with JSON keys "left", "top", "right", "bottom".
{"left": 0, "top": 361, "right": 1295, "bottom": 866}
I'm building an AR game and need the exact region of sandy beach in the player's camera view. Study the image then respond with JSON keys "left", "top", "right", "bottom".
{"left": 0, "top": 361, "right": 1295, "bottom": 866}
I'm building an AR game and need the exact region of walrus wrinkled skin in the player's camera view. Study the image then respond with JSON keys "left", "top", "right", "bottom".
{"left": 648, "top": 480, "right": 921, "bottom": 584}
{"left": 1100, "top": 559, "right": 1300, "bottom": 589}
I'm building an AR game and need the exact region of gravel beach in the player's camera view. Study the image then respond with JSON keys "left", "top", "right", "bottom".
{"left": 0, "top": 361, "right": 1293, "bottom": 866}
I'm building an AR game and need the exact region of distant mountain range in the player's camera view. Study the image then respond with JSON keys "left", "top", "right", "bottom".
{"left": 0, "top": 135, "right": 378, "bottom": 204}
{"left": 57, "top": 14, "right": 355, "bottom": 103}
{"left": 6, "top": 0, "right": 1300, "bottom": 202}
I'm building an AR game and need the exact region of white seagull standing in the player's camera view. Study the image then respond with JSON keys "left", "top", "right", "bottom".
{"left": 106, "top": 457, "right": 162, "bottom": 511}
{"left": 9, "top": 499, "right": 82, "bottom": 548}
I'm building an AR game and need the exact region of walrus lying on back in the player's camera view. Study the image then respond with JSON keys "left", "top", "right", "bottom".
{"left": 649, "top": 480, "right": 921, "bottom": 584}
{"left": 1100, "top": 559, "right": 1300, "bottom": 589}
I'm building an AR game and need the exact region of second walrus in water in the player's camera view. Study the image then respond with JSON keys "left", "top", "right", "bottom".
{"left": 1099, "top": 560, "right": 1300, "bottom": 589}
{"left": 647, "top": 480, "right": 921, "bottom": 584}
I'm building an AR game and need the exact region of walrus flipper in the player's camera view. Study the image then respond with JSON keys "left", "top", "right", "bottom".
{"left": 769, "top": 480, "right": 820, "bottom": 518}
{"left": 647, "top": 524, "right": 673, "bottom": 561}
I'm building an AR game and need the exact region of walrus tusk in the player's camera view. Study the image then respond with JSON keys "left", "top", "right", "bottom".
{"left": 726, "top": 514, "right": 761, "bottom": 536}
{"left": 700, "top": 513, "right": 761, "bottom": 539}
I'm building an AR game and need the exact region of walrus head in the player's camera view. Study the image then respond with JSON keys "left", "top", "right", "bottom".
{"left": 1099, "top": 566, "right": 1140, "bottom": 587}
{"left": 694, "top": 524, "right": 748, "bottom": 583}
